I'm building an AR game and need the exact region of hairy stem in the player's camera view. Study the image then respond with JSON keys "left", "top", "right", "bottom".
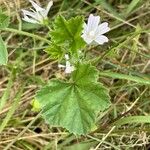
{"left": 1, "top": 28, "right": 51, "bottom": 44}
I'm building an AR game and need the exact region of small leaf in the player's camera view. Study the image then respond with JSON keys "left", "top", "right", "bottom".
{"left": 45, "top": 43, "right": 64, "bottom": 59}
{"left": 71, "top": 63, "right": 99, "bottom": 84}
{"left": 0, "top": 12, "right": 10, "bottom": 29}
{"left": 0, "top": 36, "right": 8, "bottom": 65}
{"left": 30, "top": 99, "right": 41, "bottom": 112}
{"left": 36, "top": 64, "right": 110, "bottom": 135}
{"left": 50, "top": 15, "right": 86, "bottom": 54}
{"left": 22, "top": 22, "right": 41, "bottom": 30}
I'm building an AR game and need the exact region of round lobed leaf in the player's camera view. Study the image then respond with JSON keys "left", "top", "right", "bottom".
{"left": 36, "top": 64, "right": 111, "bottom": 134}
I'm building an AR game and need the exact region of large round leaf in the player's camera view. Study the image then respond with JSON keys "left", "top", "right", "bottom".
{"left": 36, "top": 64, "right": 111, "bottom": 134}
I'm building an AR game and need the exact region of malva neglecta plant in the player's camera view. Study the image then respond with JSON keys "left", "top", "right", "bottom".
{"left": 0, "top": 0, "right": 112, "bottom": 135}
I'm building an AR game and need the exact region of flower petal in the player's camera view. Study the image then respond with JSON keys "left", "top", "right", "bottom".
{"left": 97, "top": 22, "right": 110, "bottom": 35}
{"left": 65, "top": 54, "right": 69, "bottom": 60}
{"left": 29, "top": 0, "right": 44, "bottom": 12}
{"left": 22, "top": 9, "right": 38, "bottom": 20}
{"left": 36, "top": 11, "right": 44, "bottom": 21}
{"left": 45, "top": 1, "right": 53, "bottom": 16}
{"left": 87, "top": 14, "right": 100, "bottom": 31}
{"left": 22, "top": 15, "right": 39, "bottom": 24}
{"left": 65, "top": 61, "right": 74, "bottom": 74}
{"left": 81, "top": 34, "right": 93, "bottom": 44}
{"left": 82, "top": 22, "right": 87, "bottom": 33}
{"left": 58, "top": 64, "right": 65, "bottom": 68}
{"left": 38, "top": 10, "right": 46, "bottom": 18}
{"left": 95, "top": 35, "right": 109, "bottom": 45}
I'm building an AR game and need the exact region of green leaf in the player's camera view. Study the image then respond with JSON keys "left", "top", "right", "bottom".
{"left": 45, "top": 43, "right": 64, "bottom": 59}
{"left": 36, "top": 64, "right": 110, "bottom": 135}
{"left": 30, "top": 99, "right": 41, "bottom": 112}
{"left": 0, "top": 36, "right": 8, "bottom": 65}
{"left": 22, "top": 22, "right": 41, "bottom": 31}
{"left": 50, "top": 15, "right": 86, "bottom": 54}
{"left": 0, "top": 12, "right": 10, "bottom": 29}
{"left": 114, "top": 116, "right": 150, "bottom": 126}
{"left": 71, "top": 63, "right": 99, "bottom": 84}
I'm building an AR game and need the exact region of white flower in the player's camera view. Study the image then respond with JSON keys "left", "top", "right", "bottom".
{"left": 81, "top": 14, "right": 110, "bottom": 45}
{"left": 58, "top": 54, "right": 75, "bottom": 74}
{"left": 22, "top": 0, "right": 53, "bottom": 24}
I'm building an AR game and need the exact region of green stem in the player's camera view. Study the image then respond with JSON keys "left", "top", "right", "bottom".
{"left": 0, "top": 78, "right": 13, "bottom": 112}
{"left": 1, "top": 28, "right": 51, "bottom": 44}
{"left": 0, "top": 84, "right": 24, "bottom": 133}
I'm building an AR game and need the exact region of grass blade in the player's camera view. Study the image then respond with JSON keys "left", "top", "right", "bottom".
{"left": 114, "top": 116, "right": 150, "bottom": 126}
{"left": 95, "top": 0, "right": 123, "bottom": 19}
{"left": 99, "top": 71, "right": 150, "bottom": 85}
{"left": 0, "top": 73, "right": 14, "bottom": 112}
{"left": 0, "top": 36, "right": 8, "bottom": 65}
{"left": 0, "top": 85, "right": 24, "bottom": 133}
{"left": 125, "top": 0, "right": 141, "bottom": 16}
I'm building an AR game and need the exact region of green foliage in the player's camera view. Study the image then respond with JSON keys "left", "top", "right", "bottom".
{"left": 22, "top": 22, "right": 41, "bottom": 31}
{"left": 95, "top": 0, "right": 123, "bottom": 19}
{"left": 45, "top": 43, "right": 64, "bottom": 59}
{"left": 0, "top": 12, "right": 9, "bottom": 65}
{"left": 125, "top": 0, "right": 141, "bottom": 16}
{"left": 0, "top": 86, "right": 23, "bottom": 133}
{"left": 31, "top": 99, "right": 41, "bottom": 112}
{"left": 36, "top": 63, "right": 110, "bottom": 135}
{"left": 63, "top": 141, "right": 97, "bottom": 150}
{"left": 71, "top": 63, "right": 98, "bottom": 84}
{"left": 0, "top": 12, "right": 10, "bottom": 29}
{"left": 0, "top": 36, "right": 8, "bottom": 65}
{"left": 50, "top": 15, "right": 86, "bottom": 55}
{"left": 0, "top": 72, "right": 13, "bottom": 112}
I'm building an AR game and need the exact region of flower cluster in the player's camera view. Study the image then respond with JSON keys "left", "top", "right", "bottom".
{"left": 22, "top": 1, "right": 110, "bottom": 74}
{"left": 22, "top": 0, "right": 53, "bottom": 24}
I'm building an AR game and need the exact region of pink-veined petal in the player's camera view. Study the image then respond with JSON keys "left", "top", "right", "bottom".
{"left": 95, "top": 35, "right": 109, "bottom": 45}
{"left": 97, "top": 22, "right": 110, "bottom": 35}
{"left": 87, "top": 14, "right": 100, "bottom": 31}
